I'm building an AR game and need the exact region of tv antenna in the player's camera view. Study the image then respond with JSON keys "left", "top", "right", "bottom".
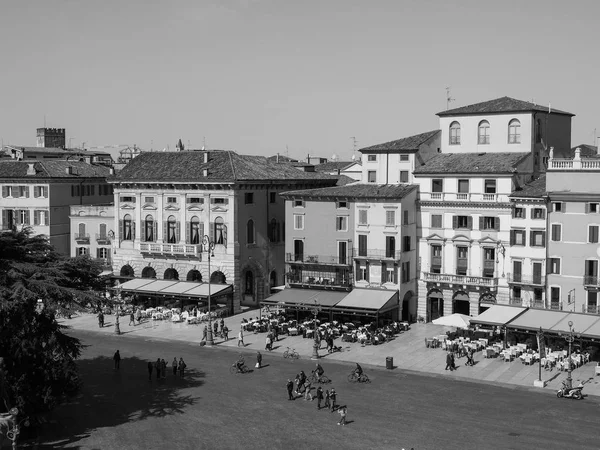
{"left": 446, "top": 87, "right": 455, "bottom": 110}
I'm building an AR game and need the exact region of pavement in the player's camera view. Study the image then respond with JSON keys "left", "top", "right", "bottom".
{"left": 60, "top": 309, "right": 600, "bottom": 398}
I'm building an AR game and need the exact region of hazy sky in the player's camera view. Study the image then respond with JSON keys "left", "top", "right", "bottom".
{"left": 0, "top": 0, "right": 598, "bottom": 161}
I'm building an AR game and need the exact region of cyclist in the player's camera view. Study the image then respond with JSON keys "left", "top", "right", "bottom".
{"left": 354, "top": 363, "right": 363, "bottom": 377}
{"left": 314, "top": 363, "right": 325, "bottom": 381}
{"left": 235, "top": 355, "right": 245, "bottom": 373}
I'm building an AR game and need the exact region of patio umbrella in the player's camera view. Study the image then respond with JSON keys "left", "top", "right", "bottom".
{"left": 432, "top": 313, "right": 471, "bottom": 329}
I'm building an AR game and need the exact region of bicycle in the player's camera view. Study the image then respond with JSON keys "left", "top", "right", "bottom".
{"left": 347, "top": 371, "right": 370, "bottom": 383}
{"left": 230, "top": 363, "right": 251, "bottom": 374}
{"left": 309, "top": 371, "right": 331, "bottom": 384}
{"left": 283, "top": 347, "right": 300, "bottom": 359}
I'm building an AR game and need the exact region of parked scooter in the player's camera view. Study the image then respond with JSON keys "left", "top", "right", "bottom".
{"left": 556, "top": 380, "right": 584, "bottom": 400}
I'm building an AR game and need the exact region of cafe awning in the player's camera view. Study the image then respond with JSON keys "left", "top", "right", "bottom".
{"left": 332, "top": 289, "right": 398, "bottom": 315}
{"left": 470, "top": 305, "right": 527, "bottom": 327}
{"left": 118, "top": 278, "right": 232, "bottom": 298}
{"left": 549, "top": 312, "right": 600, "bottom": 337}
{"left": 135, "top": 280, "right": 179, "bottom": 293}
{"left": 261, "top": 288, "right": 348, "bottom": 309}
{"left": 580, "top": 319, "right": 600, "bottom": 339}
{"left": 118, "top": 278, "right": 156, "bottom": 291}
{"left": 506, "top": 308, "right": 570, "bottom": 332}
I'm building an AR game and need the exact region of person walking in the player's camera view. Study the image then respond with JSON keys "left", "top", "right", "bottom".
{"left": 178, "top": 358, "right": 187, "bottom": 377}
{"left": 98, "top": 311, "right": 104, "bottom": 328}
{"left": 329, "top": 388, "right": 337, "bottom": 412}
{"left": 324, "top": 389, "right": 331, "bottom": 410}
{"left": 286, "top": 379, "right": 294, "bottom": 400}
{"left": 337, "top": 406, "right": 348, "bottom": 426}
{"left": 265, "top": 334, "right": 272, "bottom": 352}
{"left": 304, "top": 381, "right": 313, "bottom": 401}
{"left": 451, "top": 352, "right": 457, "bottom": 370}
{"left": 316, "top": 386, "right": 324, "bottom": 409}
{"left": 172, "top": 357, "right": 178, "bottom": 376}
{"left": 155, "top": 358, "right": 161, "bottom": 379}
{"left": 445, "top": 351, "right": 453, "bottom": 371}
{"left": 220, "top": 318, "right": 225, "bottom": 334}
{"left": 238, "top": 329, "right": 245, "bottom": 347}
{"left": 256, "top": 351, "right": 262, "bottom": 369}
{"left": 161, "top": 359, "right": 167, "bottom": 379}
{"left": 113, "top": 350, "right": 121, "bottom": 370}
{"left": 147, "top": 361, "right": 153, "bottom": 381}
{"left": 223, "top": 325, "right": 229, "bottom": 341}
{"left": 213, "top": 320, "right": 219, "bottom": 338}
{"left": 202, "top": 325, "right": 208, "bottom": 342}
{"left": 129, "top": 311, "right": 135, "bottom": 326}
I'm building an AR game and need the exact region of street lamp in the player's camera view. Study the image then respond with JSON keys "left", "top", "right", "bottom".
{"left": 309, "top": 298, "right": 322, "bottom": 360}
{"left": 202, "top": 235, "right": 216, "bottom": 346}
{"left": 559, "top": 320, "right": 579, "bottom": 389}
{"left": 535, "top": 326, "right": 545, "bottom": 387}
{"left": 114, "top": 286, "right": 122, "bottom": 335}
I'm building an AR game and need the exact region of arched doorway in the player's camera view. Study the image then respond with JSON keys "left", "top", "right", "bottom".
{"left": 244, "top": 270, "right": 255, "bottom": 304}
{"left": 427, "top": 289, "right": 444, "bottom": 322}
{"left": 186, "top": 269, "right": 202, "bottom": 282}
{"left": 120, "top": 264, "right": 134, "bottom": 278}
{"left": 402, "top": 291, "right": 413, "bottom": 322}
{"left": 164, "top": 268, "right": 179, "bottom": 280}
{"left": 479, "top": 292, "right": 496, "bottom": 314}
{"left": 142, "top": 266, "right": 156, "bottom": 279}
{"left": 210, "top": 271, "right": 226, "bottom": 284}
{"left": 453, "top": 291, "right": 470, "bottom": 315}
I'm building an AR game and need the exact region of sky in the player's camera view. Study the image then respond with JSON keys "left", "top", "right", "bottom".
{"left": 0, "top": 0, "right": 598, "bottom": 161}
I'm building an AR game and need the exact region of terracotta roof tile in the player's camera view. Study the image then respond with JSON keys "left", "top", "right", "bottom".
{"left": 510, "top": 175, "right": 547, "bottom": 198}
{"left": 414, "top": 152, "right": 530, "bottom": 175}
{"left": 0, "top": 160, "right": 111, "bottom": 179}
{"left": 314, "top": 161, "right": 356, "bottom": 172}
{"left": 281, "top": 183, "right": 417, "bottom": 199}
{"left": 437, "top": 96, "right": 574, "bottom": 117}
{"left": 360, "top": 130, "right": 441, "bottom": 153}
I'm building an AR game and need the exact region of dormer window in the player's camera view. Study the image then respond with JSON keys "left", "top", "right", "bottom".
{"left": 449, "top": 121, "right": 461, "bottom": 145}
{"left": 294, "top": 200, "right": 304, "bottom": 207}
{"left": 337, "top": 201, "right": 348, "bottom": 209}
{"left": 478, "top": 120, "right": 490, "bottom": 145}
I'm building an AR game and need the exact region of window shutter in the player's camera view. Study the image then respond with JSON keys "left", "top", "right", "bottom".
{"left": 355, "top": 263, "right": 360, "bottom": 281}
{"left": 2, "top": 210, "right": 7, "bottom": 227}
{"left": 562, "top": 202, "right": 566, "bottom": 213}
{"left": 494, "top": 217, "right": 500, "bottom": 231}
{"left": 585, "top": 203, "right": 590, "bottom": 214}
{"left": 522, "top": 231, "right": 526, "bottom": 246}
{"left": 119, "top": 220, "right": 124, "bottom": 240}
{"left": 209, "top": 222, "right": 214, "bottom": 242}
{"left": 467, "top": 216, "right": 473, "bottom": 230}
{"left": 25, "top": 210, "right": 30, "bottom": 225}
{"left": 140, "top": 222, "right": 146, "bottom": 242}
{"left": 199, "top": 223, "right": 204, "bottom": 241}
{"left": 25, "top": 187, "right": 29, "bottom": 198}
{"left": 163, "top": 222, "right": 168, "bottom": 242}
{"left": 365, "top": 262, "right": 369, "bottom": 282}
{"left": 530, "top": 231, "right": 534, "bottom": 246}
{"left": 394, "top": 264, "right": 398, "bottom": 284}
{"left": 34, "top": 187, "right": 39, "bottom": 198}
{"left": 510, "top": 230, "right": 515, "bottom": 246}
{"left": 176, "top": 221, "right": 181, "bottom": 242}
{"left": 34, "top": 210, "right": 39, "bottom": 226}
{"left": 186, "top": 222, "right": 190, "bottom": 244}
{"left": 223, "top": 224, "right": 227, "bottom": 246}
{"left": 511, "top": 207, "right": 515, "bottom": 218}
{"left": 542, "top": 209, "right": 546, "bottom": 220}
{"left": 96, "top": 248, "right": 101, "bottom": 258}
{"left": 452, "top": 216, "right": 458, "bottom": 229}
{"left": 153, "top": 222, "right": 158, "bottom": 242}
{"left": 131, "top": 222, "right": 136, "bottom": 240}
{"left": 479, "top": 216, "right": 484, "bottom": 230}
{"left": 541, "top": 231, "right": 546, "bottom": 246}
{"left": 1, "top": 186, "right": 7, "bottom": 198}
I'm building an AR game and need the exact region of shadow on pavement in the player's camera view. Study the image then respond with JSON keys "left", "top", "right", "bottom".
{"left": 32, "top": 356, "right": 205, "bottom": 448}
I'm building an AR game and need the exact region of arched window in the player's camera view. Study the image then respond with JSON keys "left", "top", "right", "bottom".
{"left": 449, "top": 121, "right": 461, "bottom": 145}
{"left": 142, "top": 266, "right": 156, "bottom": 279}
{"left": 186, "top": 269, "right": 202, "bottom": 282}
{"left": 270, "top": 270, "right": 277, "bottom": 287}
{"left": 478, "top": 120, "right": 490, "bottom": 145}
{"left": 144, "top": 215, "right": 154, "bottom": 242}
{"left": 214, "top": 216, "right": 226, "bottom": 245}
{"left": 167, "top": 215, "right": 177, "bottom": 244}
{"left": 164, "top": 268, "right": 179, "bottom": 280}
{"left": 508, "top": 119, "right": 521, "bottom": 144}
{"left": 190, "top": 216, "right": 201, "bottom": 244}
{"left": 78, "top": 223, "right": 86, "bottom": 239}
{"left": 122, "top": 214, "right": 132, "bottom": 240}
{"left": 247, "top": 219, "right": 255, "bottom": 244}
{"left": 210, "top": 271, "right": 226, "bottom": 283}
{"left": 120, "top": 264, "right": 134, "bottom": 277}
{"left": 245, "top": 271, "right": 254, "bottom": 294}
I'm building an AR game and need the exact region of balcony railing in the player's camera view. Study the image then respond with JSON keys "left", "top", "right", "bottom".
{"left": 509, "top": 296, "right": 523, "bottom": 306}
{"left": 549, "top": 158, "right": 600, "bottom": 171}
{"left": 582, "top": 305, "right": 600, "bottom": 315}
{"left": 352, "top": 248, "right": 402, "bottom": 260}
{"left": 421, "top": 192, "right": 507, "bottom": 202}
{"left": 285, "top": 253, "right": 353, "bottom": 265}
{"left": 140, "top": 242, "right": 202, "bottom": 258}
{"left": 96, "top": 233, "right": 111, "bottom": 244}
{"left": 75, "top": 233, "right": 90, "bottom": 243}
{"left": 286, "top": 274, "right": 352, "bottom": 289}
{"left": 584, "top": 276, "right": 600, "bottom": 287}
{"left": 422, "top": 272, "right": 498, "bottom": 287}
{"left": 507, "top": 273, "right": 545, "bottom": 286}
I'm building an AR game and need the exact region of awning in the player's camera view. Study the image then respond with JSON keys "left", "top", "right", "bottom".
{"left": 158, "top": 281, "right": 204, "bottom": 295}
{"left": 182, "top": 283, "right": 232, "bottom": 297}
{"left": 261, "top": 288, "right": 348, "bottom": 308}
{"left": 506, "top": 308, "right": 570, "bottom": 332}
{"left": 549, "top": 313, "right": 600, "bottom": 337}
{"left": 118, "top": 278, "right": 156, "bottom": 291}
{"left": 470, "top": 305, "right": 527, "bottom": 327}
{"left": 332, "top": 289, "right": 398, "bottom": 314}
{"left": 581, "top": 319, "right": 600, "bottom": 339}
{"left": 135, "top": 280, "right": 180, "bottom": 293}
{"left": 118, "top": 278, "right": 232, "bottom": 298}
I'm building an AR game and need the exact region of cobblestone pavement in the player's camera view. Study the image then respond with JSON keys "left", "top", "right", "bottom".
{"left": 61, "top": 309, "right": 600, "bottom": 397}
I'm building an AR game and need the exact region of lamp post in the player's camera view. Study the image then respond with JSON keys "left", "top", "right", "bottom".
{"left": 534, "top": 326, "right": 545, "bottom": 387}
{"left": 309, "top": 298, "right": 322, "bottom": 360}
{"left": 559, "top": 320, "right": 577, "bottom": 389}
{"left": 114, "top": 286, "right": 121, "bottom": 335}
{"left": 202, "top": 235, "right": 216, "bottom": 346}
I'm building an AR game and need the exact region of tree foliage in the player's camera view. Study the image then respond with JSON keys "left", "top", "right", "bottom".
{"left": 0, "top": 228, "right": 107, "bottom": 423}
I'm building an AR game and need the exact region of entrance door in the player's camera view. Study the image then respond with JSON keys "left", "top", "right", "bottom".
{"left": 454, "top": 300, "right": 470, "bottom": 315}
{"left": 402, "top": 299, "right": 409, "bottom": 321}
{"left": 428, "top": 295, "right": 443, "bottom": 321}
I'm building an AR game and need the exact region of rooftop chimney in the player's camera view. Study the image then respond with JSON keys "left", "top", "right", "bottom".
{"left": 203, "top": 152, "right": 209, "bottom": 164}
{"left": 66, "top": 166, "right": 73, "bottom": 175}
{"left": 203, "top": 168, "right": 208, "bottom": 177}
{"left": 26, "top": 163, "right": 36, "bottom": 175}
{"left": 109, "top": 167, "right": 115, "bottom": 175}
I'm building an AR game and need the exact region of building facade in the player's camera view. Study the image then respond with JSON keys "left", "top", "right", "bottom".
{"left": 69, "top": 204, "right": 114, "bottom": 271}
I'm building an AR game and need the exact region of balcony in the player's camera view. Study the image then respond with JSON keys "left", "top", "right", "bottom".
{"left": 96, "top": 233, "right": 111, "bottom": 245}
{"left": 507, "top": 273, "right": 545, "bottom": 286}
{"left": 421, "top": 192, "right": 506, "bottom": 203}
{"left": 352, "top": 248, "right": 402, "bottom": 261}
{"left": 422, "top": 272, "right": 498, "bottom": 288}
{"left": 285, "top": 253, "right": 353, "bottom": 266}
{"left": 582, "top": 305, "right": 600, "bottom": 315}
{"left": 509, "top": 296, "right": 523, "bottom": 306}
{"left": 140, "top": 242, "right": 202, "bottom": 258}
{"left": 75, "top": 233, "right": 90, "bottom": 244}
{"left": 584, "top": 276, "right": 600, "bottom": 287}
{"left": 286, "top": 273, "right": 352, "bottom": 290}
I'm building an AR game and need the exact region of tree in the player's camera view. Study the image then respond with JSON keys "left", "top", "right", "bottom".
{"left": 0, "top": 227, "right": 107, "bottom": 427}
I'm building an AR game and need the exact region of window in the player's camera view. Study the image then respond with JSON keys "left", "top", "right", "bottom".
{"left": 510, "top": 229, "right": 526, "bottom": 246}
{"left": 480, "top": 216, "right": 499, "bottom": 230}
{"left": 587, "top": 203, "right": 599, "bottom": 213}
{"left": 383, "top": 263, "right": 396, "bottom": 283}
{"left": 551, "top": 224, "right": 562, "bottom": 242}
{"left": 294, "top": 214, "right": 304, "bottom": 230}
{"left": 431, "top": 179, "right": 443, "bottom": 193}
{"left": 122, "top": 214, "right": 132, "bottom": 240}
{"left": 1, "top": 186, "right": 13, "bottom": 197}
{"left": 270, "top": 192, "right": 277, "bottom": 203}
{"left": 357, "top": 263, "right": 368, "bottom": 281}
{"left": 189, "top": 216, "right": 202, "bottom": 244}
{"left": 478, "top": 120, "right": 490, "bottom": 145}
{"left": 548, "top": 258, "right": 561, "bottom": 274}
{"left": 77, "top": 247, "right": 88, "bottom": 256}
{"left": 269, "top": 218, "right": 280, "bottom": 243}
{"left": 401, "top": 261, "right": 410, "bottom": 283}
{"left": 33, "top": 186, "right": 47, "bottom": 198}
{"left": 550, "top": 287, "right": 560, "bottom": 307}
{"left": 552, "top": 202, "right": 564, "bottom": 212}
{"left": 508, "top": 119, "right": 521, "bottom": 144}
{"left": 337, "top": 241, "right": 348, "bottom": 265}
{"left": 77, "top": 223, "right": 86, "bottom": 238}
{"left": 144, "top": 215, "right": 155, "bottom": 242}
{"left": 456, "top": 246, "right": 468, "bottom": 275}
{"left": 431, "top": 214, "right": 442, "bottom": 228}
{"left": 358, "top": 210, "right": 368, "bottom": 225}
{"left": 588, "top": 292, "right": 598, "bottom": 314}
{"left": 403, "top": 210, "right": 409, "bottom": 225}
{"left": 589, "top": 225, "right": 599, "bottom": 243}
{"left": 337, "top": 201, "right": 348, "bottom": 209}
{"left": 400, "top": 171, "right": 409, "bottom": 183}
{"left": 453, "top": 215, "right": 472, "bottom": 230}
{"left": 483, "top": 248, "right": 495, "bottom": 277}
{"left": 244, "top": 193, "right": 254, "bottom": 204}
{"left": 246, "top": 219, "right": 255, "bottom": 244}
{"left": 18, "top": 210, "right": 30, "bottom": 225}
{"left": 99, "top": 223, "right": 107, "bottom": 238}
{"left": 336, "top": 216, "right": 348, "bottom": 231}
{"left": 457, "top": 179, "right": 469, "bottom": 193}
{"left": 90, "top": 185, "right": 95, "bottom": 196}
{"left": 166, "top": 216, "right": 178, "bottom": 243}
{"left": 530, "top": 230, "right": 545, "bottom": 247}
{"left": 449, "top": 121, "right": 461, "bottom": 145}
{"left": 166, "top": 197, "right": 177, "bottom": 204}
{"left": 585, "top": 260, "right": 598, "bottom": 284}
{"left": 294, "top": 200, "right": 304, "bottom": 207}
{"left": 144, "top": 197, "right": 155, "bottom": 203}
{"left": 512, "top": 260, "right": 522, "bottom": 282}
{"left": 97, "top": 248, "right": 109, "bottom": 259}
{"left": 121, "top": 196, "right": 134, "bottom": 203}
{"left": 512, "top": 286, "right": 522, "bottom": 300}
{"left": 431, "top": 245, "right": 442, "bottom": 273}
{"left": 33, "top": 210, "right": 48, "bottom": 226}
{"left": 385, "top": 210, "right": 395, "bottom": 226}
{"left": 512, "top": 207, "right": 524, "bottom": 218}
{"left": 403, "top": 236, "right": 411, "bottom": 252}
{"left": 358, "top": 235, "right": 367, "bottom": 257}
{"left": 17, "top": 186, "right": 29, "bottom": 198}
{"left": 367, "top": 171, "right": 377, "bottom": 183}
{"left": 211, "top": 197, "right": 228, "bottom": 205}
{"left": 385, "top": 236, "right": 396, "bottom": 258}
{"left": 367, "top": 155, "right": 377, "bottom": 162}
{"left": 484, "top": 179, "right": 496, "bottom": 194}
{"left": 187, "top": 197, "right": 203, "bottom": 204}
{"left": 400, "top": 154, "right": 409, "bottom": 162}
{"left": 532, "top": 208, "right": 545, "bottom": 219}
{"left": 533, "top": 262, "right": 543, "bottom": 284}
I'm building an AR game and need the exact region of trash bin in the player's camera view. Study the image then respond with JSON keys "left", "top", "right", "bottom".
{"left": 386, "top": 356, "right": 393, "bottom": 369}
